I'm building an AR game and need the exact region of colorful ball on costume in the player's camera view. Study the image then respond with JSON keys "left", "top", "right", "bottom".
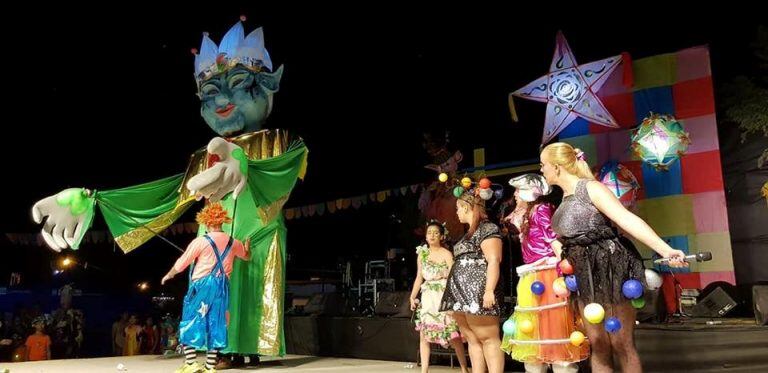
{"left": 645, "top": 269, "right": 663, "bottom": 290}
{"left": 502, "top": 319, "right": 516, "bottom": 335}
{"left": 569, "top": 331, "right": 585, "bottom": 346}
{"left": 584, "top": 303, "right": 605, "bottom": 324}
{"left": 479, "top": 188, "right": 494, "bottom": 200}
{"left": 553, "top": 277, "right": 569, "bottom": 297}
{"left": 605, "top": 317, "right": 622, "bottom": 333}
{"left": 559, "top": 259, "right": 574, "bottom": 275}
{"left": 438, "top": 173, "right": 448, "bottom": 183}
{"left": 461, "top": 177, "right": 472, "bottom": 189}
{"left": 519, "top": 319, "right": 534, "bottom": 334}
{"left": 622, "top": 279, "right": 644, "bottom": 299}
{"left": 531, "top": 281, "right": 545, "bottom": 295}
{"left": 453, "top": 186, "right": 464, "bottom": 198}
{"left": 565, "top": 275, "right": 578, "bottom": 292}
{"left": 631, "top": 297, "right": 646, "bottom": 309}
{"left": 479, "top": 178, "right": 491, "bottom": 189}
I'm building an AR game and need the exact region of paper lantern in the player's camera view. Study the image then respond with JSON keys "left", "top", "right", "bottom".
{"left": 631, "top": 113, "right": 691, "bottom": 171}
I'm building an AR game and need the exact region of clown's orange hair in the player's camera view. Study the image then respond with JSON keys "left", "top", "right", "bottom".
{"left": 195, "top": 203, "right": 232, "bottom": 227}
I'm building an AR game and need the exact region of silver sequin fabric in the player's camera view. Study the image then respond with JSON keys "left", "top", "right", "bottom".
{"left": 552, "top": 179, "right": 647, "bottom": 305}
{"left": 551, "top": 179, "right": 609, "bottom": 238}
{"left": 440, "top": 221, "right": 504, "bottom": 316}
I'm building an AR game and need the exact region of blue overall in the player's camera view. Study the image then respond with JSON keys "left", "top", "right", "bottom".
{"left": 178, "top": 235, "right": 232, "bottom": 350}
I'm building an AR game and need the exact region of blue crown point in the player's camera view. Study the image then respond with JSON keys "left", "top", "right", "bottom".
{"left": 194, "top": 21, "right": 273, "bottom": 86}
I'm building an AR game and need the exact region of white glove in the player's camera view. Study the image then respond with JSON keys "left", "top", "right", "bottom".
{"left": 32, "top": 188, "right": 92, "bottom": 252}
{"left": 187, "top": 137, "right": 248, "bottom": 202}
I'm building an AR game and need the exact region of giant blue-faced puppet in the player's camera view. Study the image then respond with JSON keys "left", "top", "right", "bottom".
{"left": 31, "top": 20, "right": 307, "bottom": 357}
{"left": 194, "top": 22, "right": 283, "bottom": 136}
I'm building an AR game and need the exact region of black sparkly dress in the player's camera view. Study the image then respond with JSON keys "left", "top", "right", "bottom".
{"left": 552, "top": 179, "right": 646, "bottom": 306}
{"left": 440, "top": 221, "right": 504, "bottom": 316}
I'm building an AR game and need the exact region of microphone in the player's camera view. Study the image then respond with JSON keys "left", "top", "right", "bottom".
{"left": 653, "top": 251, "right": 712, "bottom": 264}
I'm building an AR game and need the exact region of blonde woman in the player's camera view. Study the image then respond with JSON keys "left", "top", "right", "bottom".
{"left": 540, "top": 143, "right": 685, "bottom": 373}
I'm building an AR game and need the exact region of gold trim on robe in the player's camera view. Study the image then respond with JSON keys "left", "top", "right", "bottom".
{"left": 258, "top": 231, "right": 283, "bottom": 356}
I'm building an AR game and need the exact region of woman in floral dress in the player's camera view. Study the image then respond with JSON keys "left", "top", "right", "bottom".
{"left": 409, "top": 220, "right": 469, "bottom": 373}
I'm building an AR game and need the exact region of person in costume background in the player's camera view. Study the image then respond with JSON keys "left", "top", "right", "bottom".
{"left": 501, "top": 174, "right": 587, "bottom": 373}
{"left": 418, "top": 131, "right": 466, "bottom": 242}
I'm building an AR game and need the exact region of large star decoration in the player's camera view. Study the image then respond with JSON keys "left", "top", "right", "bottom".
{"left": 513, "top": 32, "right": 623, "bottom": 144}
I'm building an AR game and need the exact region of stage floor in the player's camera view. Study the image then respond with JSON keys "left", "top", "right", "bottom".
{"left": 2, "top": 354, "right": 481, "bottom": 373}
{"left": 5, "top": 318, "right": 767, "bottom": 372}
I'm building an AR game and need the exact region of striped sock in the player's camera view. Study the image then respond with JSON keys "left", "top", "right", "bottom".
{"left": 184, "top": 345, "right": 196, "bottom": 365}
{"left": 205, "top": 349, "right": 218, "bottom": 369}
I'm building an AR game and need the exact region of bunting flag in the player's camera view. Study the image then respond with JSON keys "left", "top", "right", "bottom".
{"left": 282, "top": 182, "right": 428, "bottom": 220}
{"left": 5, "top": 221, "right": 199, "bottom": 247}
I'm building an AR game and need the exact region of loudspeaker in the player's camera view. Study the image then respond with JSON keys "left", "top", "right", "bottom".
{"left": 636, "top": 288, "right": 667, "bottom": 322}
{"left": 692, "top": 284, "right": 738, "bottom": 317}
{"left": 374, "top": 291, "right": 412, "bottom": 318}
{"left": 304, "top": 293, "right": 343, "bottom": 316}
{"left": 752, "top": 285, "right": 768, "bottom": 325}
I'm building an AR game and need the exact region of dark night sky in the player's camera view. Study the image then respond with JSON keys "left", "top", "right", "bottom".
{"left": 1, "top": 4, "right": 763, "bottom": 293}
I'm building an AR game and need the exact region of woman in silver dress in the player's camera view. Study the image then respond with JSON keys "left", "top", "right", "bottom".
{"left": 540, "top": 142, "right": 686, "bottom": 373}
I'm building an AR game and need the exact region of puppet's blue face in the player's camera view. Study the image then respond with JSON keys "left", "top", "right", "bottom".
{"left": 199, "top": 66, "right": 281, "bottom": 136}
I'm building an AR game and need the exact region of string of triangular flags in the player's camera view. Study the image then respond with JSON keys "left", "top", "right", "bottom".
{"left": 5, "top": 222, "right": 200, "bottom": 247}
{"left": 5, "top": 183, "right": 429, "bottom": 245}
{"left": 284, "top": 183, "right": 425, "bottom": 220}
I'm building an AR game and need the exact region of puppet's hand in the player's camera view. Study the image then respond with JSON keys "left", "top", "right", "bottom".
{"left": 32, "top": 188, "right": 93, "bottom": 251}
{"left": 187, "top": 137, "right": 248, "bottom": 202}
